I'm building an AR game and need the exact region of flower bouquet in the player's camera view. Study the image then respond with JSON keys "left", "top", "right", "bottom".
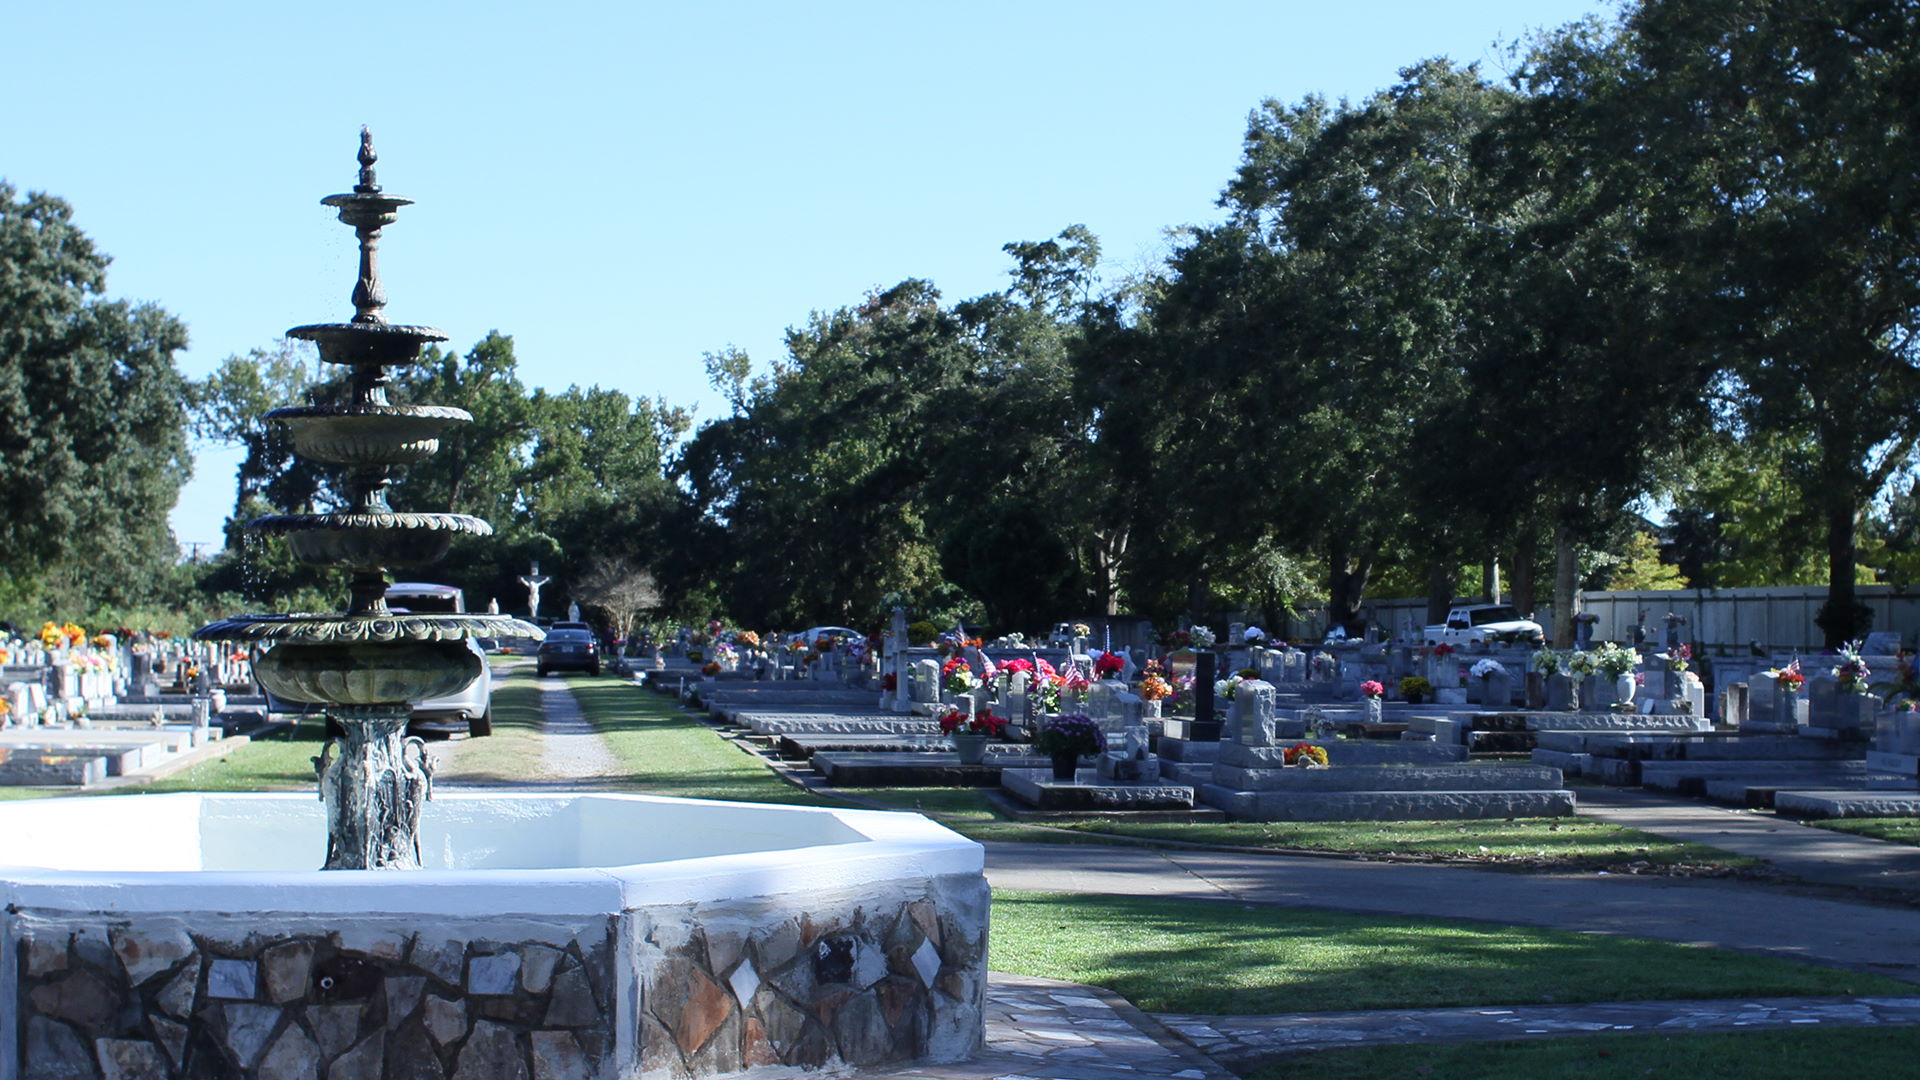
{"left": 1093, "top": 651, "right": 1126, "bottom": 679}
{"left": 939, "top": 709, "right": 1008, "bottom": 738}
{"left": 701, "top": 661, "right": 722, "bottom": 676}
{"left": 1359, "top": 680, "right": 1384, "bottom": 699}
{"left": 1243, "top": 626, "right": 1266, "bottom": 646}
{"left": 1397, "top": 675, "right": 1432, "bottom": 703}
{"left": 1470, "top": 658, "right": 1506, "bottom": 681}
{"left": 1591, "top": 642, "right": 1636, "bottom": 679}
{"left": 1530, "top": 648, "right": 1563, "bottom": 676}
{"left": 1666, "top": 643, "right": 1692, "bottom": 673}
{"left": 1140, "top": 674, "right": 1172, "bottom": 701}
{"left": 1189, "top": 625, "right": 1217, "bottom": 650}
{"left": 1831, "top": 642, "right": 1871, "bottom": 694}
{"left": 1160, "top": 628, "right": 1193, "bottom": 651}
{"left": 942, "top": 656, "right": 981, "bottom": 695}
{"left": 1282, "top": 742, "right": 1329, "bottom": 767}
{"left": 1763, "top": 659, "right": 1805, "bottom": 693}
{"left": 1214, "top": 673, "right": 1247, "bottom": 701}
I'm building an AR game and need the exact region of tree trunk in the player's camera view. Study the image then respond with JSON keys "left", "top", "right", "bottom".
{"left": 1815, "top": 493, "right": 1871, "bottom": 648}
{"left": 1510, "top": 541, "right": 1537, "bottom": 616}
{"left": 1425, "top": 561, "right": 1455, "bottom": 628}
{"left": 1326, "top": 538, "right": 1373, "bottom": 636}
{"left": 1552, "top": 524, "right": 1578, "bottom": 649}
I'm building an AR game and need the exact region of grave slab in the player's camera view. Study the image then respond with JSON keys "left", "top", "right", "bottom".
{"left": 1000, "top": 769, "right": 1196, "bottom": 811}
{"left": 810, "top": 752, "right": 1051, "bottom": 787}
{"left": 1773, "top": 789, "right": 1920, "bottom": 818}
{"left": 1199, "top": 785, "right": 1575, "bottom": 821}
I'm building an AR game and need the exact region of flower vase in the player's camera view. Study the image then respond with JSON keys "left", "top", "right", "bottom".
{"left": 1050, "top": 752, "right": 1079, "bottom": 782}
{"left": 952, "top": 731, "right": 989, "bottom": 765}
{"left": 1365, "top": 697, "right": 1383, "bottom": 724}
{"left": 1615, "top": 674, "right": 1636, "bottom": 710}
{"left": 1143, "top": 699, "right": 1163, "bottom": 719}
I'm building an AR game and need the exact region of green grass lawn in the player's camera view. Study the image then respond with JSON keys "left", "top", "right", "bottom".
{"left": 1805, "top": 816, "right": 1920, "bottom": 846}
{"left": 831, "top": 785, "right": 1747, "bottom": 871}
{"left": 563, "top": 677, "right": 837, "bottom": 805}
{"left": 1252, "top": 1026, "right": 1920, "bottom": 1080}
{"left": 990, "top": 890, "right": 1908, "bottom": 1015}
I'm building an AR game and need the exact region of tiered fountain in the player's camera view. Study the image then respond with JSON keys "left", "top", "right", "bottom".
{"left": 193, "top": 128, "right": 542, "bottom": 869}
{"left": 0, "top": 134, "right": 985, "bottom": 1080}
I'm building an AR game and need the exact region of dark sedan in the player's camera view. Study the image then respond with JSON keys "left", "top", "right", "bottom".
{"left": 536, "top": 628, "right": 601, "bottom": 676}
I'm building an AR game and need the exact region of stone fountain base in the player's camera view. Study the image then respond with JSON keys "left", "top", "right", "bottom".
{"left": 0, "top": 793, "right": 989, "bottom": 1079}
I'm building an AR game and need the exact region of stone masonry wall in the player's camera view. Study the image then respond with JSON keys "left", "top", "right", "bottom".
{"left": 9, "top": 912, "right": 618, "bottom": 1080}
{"left": 9, "top": 872, "right": 991, "bottom": 1080}
{"left": 630, "top": 872, "right": 989, "bottom": 1078}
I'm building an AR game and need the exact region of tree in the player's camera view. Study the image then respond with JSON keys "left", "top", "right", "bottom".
{"left": 571, "top": 555, "right": 664, "bottom": 644}
{"left": 1620, "top": 0, "right": 1920, "bottom": 644}
{"left": 0, "top": 182, "right": 193, "bottom": 617}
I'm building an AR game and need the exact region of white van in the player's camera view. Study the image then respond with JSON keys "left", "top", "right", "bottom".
{"left": 384, "top": 582, "right": 493, "bottom": 737}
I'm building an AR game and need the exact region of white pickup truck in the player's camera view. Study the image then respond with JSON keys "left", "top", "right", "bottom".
{"left": 1423, "top": 604, "right": 1544, "bottom": 646}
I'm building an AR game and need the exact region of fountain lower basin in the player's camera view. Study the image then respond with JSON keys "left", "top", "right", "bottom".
{"left": 1, "top": 793, "right": 989, "bottom": 1079}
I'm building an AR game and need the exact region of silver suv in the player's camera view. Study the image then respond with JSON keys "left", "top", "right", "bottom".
{"left": 385, "top": 582, "right": 493, "bottom": 737}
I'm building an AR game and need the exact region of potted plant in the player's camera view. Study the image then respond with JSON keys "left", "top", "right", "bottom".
{"left": 940, "top": 708, "right": 1008, "bottom": 764}
{"left": 1033, "top": 713, "right": 1104, "bottom": 781}
{"left": 1397, "top": 675, "right": 1432, "bottom": 704}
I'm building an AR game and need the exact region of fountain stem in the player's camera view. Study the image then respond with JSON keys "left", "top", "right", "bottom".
{"left": 316, "top": 706, "right": 433, "bottom": 870}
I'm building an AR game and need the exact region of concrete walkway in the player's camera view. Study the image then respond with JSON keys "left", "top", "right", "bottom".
{"left": 1575, "top": 784, "right": 1920, "bottom": 892}
{"left": 984, "top": 839, "right": 1920, "bottom": 982}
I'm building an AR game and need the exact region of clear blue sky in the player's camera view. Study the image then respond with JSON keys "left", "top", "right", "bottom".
{"left": 5, "top": 1, "right": 1615, "bottom": 551}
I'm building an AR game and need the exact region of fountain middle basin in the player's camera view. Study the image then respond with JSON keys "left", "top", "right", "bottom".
{"left": 1, "top": 793, "right": 989, "bottom": 1078}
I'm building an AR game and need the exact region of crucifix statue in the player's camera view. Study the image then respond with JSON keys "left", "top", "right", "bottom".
{"left": 519, "top": 562, "right": 551, "bottom": 620}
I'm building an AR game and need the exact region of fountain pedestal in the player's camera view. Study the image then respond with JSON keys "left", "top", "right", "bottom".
{"left": 316, "top": 706, "right": 433, "bottom": 869}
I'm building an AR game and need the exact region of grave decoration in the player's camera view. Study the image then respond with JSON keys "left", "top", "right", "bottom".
{"left": 1832, "top": 641, "right": 1871, "bottom": 694}
{"left": 1282, "top": 741, "right": 1330, "bottom": 767}
{"left": 939, "top": 707, "right": 1008, "bottom": 764}
{"left": 1360, "top": 679, "right": 1385, "bottom": 722}
{"left": 1397, "top": 675, "right": 1432, "bottom": 704}
{"left": 1034, "top": 712, "right": 1104, "bottom": 780}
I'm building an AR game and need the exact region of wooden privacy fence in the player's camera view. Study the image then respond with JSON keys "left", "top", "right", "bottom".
{"left": 1352, "top": 586, "right": 1920, "bottom": 654}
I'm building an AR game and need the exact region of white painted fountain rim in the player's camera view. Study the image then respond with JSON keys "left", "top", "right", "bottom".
{"left": 0, "top": 792, "right": 983, "bottom": 916}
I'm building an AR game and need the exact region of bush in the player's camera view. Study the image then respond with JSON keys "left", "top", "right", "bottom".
{"left": 1397, "top": 676, "right": 1433, "bottom": 700}
{"left": 907, "top": 620, "right": 940, "bottom": 646}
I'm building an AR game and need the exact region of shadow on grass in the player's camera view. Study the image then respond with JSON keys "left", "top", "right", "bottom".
{"left": 991, "top": 891, "right": 1907, "bottom": 1015}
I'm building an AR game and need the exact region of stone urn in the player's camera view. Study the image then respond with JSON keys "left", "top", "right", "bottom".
{"left": 1615, "top": 673, "right": 1637, "bottom": 711}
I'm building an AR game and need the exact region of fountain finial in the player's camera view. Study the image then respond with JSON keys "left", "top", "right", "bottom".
{"left": 355, "top": 126, "right": 380, "bottom": 194}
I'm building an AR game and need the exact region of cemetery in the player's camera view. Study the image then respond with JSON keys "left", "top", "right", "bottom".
{"left": 7, "top": 1, "right": 1920, "bottom": 1075}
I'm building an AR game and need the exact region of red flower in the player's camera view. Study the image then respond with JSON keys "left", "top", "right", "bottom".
{"left": 1094, "top": 652, "right": 1125, "bottom": 677}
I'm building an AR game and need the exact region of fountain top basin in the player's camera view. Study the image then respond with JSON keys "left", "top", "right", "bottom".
{"left": 0, "top": 792, "right": 982, "bottom": 916}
